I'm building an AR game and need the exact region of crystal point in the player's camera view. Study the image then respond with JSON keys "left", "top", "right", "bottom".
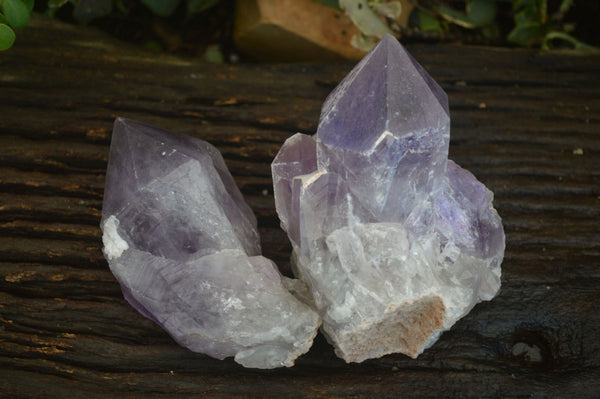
{"left": 318, "top": 34, "right": 449, "bottom": 152}
{"left": 317, "top": 34, "right": 450, "bottom": 219}
{"left": 102, "top": 118, "right": 320, "bottom": 369}
{"left": 273, "top": 36, "right": 504, "bottom": 362}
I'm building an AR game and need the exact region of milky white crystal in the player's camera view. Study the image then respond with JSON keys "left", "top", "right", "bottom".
{"left": 272, "top": 35, "right": 504, "bottom": 362}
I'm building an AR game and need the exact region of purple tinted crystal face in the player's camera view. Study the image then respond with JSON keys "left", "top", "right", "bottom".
{"left": 272, "top": 35, "right": 504, "bottom": 363}
{"left": 271, "top": 133, "right": 317, "bottom": 236}
{"left": 295, "top": 171, "right": 372, "bottom": 257}
{"left": 434, "top": 161, "right": 505, "bottom": 264}
{"left": 116, "top": 160, "right": 258, "bottom": 261}
{"left": 318, "top": 35, "right": 449, "bottom": 151}
{"left": 103, "top": 118, "right": 260, "bottom": 259}
{"left": 102, "top": 118, "right": 320, "bottom": 369}
{"left": 103, "top": 119, "right": 251, "bottom": 223}
{"left": 317, "top": 34, "right": 450, "bottom": 217}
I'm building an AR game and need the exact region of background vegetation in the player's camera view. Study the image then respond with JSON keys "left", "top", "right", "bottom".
{"left": 1, "top": 0, "right": 597, "bottom": 54}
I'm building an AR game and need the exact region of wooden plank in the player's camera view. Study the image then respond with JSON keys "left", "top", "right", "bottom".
{"left": 1, "top": 15, "right": 599, "bottom": 398}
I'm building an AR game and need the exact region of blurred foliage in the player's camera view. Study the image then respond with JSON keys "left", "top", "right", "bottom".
{"left": 136, "top": 0, "right": 222, "bottom": 17}
{"left": 46, "top": 0, "right": 222, "bottom": 21}
{"left": 44, "top": 0, "right": 225, "bottom": 59}
{"left": 0, "top": 0, "right": 34, "bottom": 50}
{"left": 507, "top": 0, "right": 597, "bottom": 49}
{"left": 339, "top": 0, "right": 395, "bottom": 50}
{"left": 2, "top": 0, "right": 596, "bottom": 52}
{"left": 322, "top": 0, "right": 598, "bottom": 50}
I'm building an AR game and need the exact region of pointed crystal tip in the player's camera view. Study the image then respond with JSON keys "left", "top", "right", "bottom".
{"left": 102, "top": 117, "right": 261, "bottom": 260}
{"left": 317, "top": 34, "right": 449, "bottom": 152}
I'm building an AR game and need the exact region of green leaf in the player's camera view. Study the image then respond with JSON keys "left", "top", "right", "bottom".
{"left": 558, "top": 0, "right": 573, "bottom": 14}
{"left": 22, "top": 0, "right": 34, "bottom": 11}
{"left": 139, "top": 0, "right": 181, "bottom": 17}
{"left": 47, "top": 0, "right": 71, "bottom": 8}
{"left": 187, "top": 0, "right": 220, "bottom": 14}
{"left": 0, "top": 22, "right": 15, "bottom": 50}
{"left": 467, "top": 0, "right": 497, "bottom": 26}
{"left": 542, "top": 31, "right": 599, "bottom": 51}
{"left": 438, "top": 0, "right": 496, "bottom": 29}
{"left": 514, "top": 7, "right": 540, "bottom": 25}
{"left": 437, "top": 5, "right": 476, "bottom": 29}
{"left": 416, "top": 10, "right": 442, "bottom": 32}
{"left": 339, "top": 0, "right": 392, "bottom": 37}
{"left": 0, "top": 13, "right": 7, "bottom": 24}
{"left": 371, "top": 1, "right": 402, "bottom": 19}
{"left": 1, "top": 0, "right": 31, "bottom": 28}
{"left": 312, "top": 0, "right": 341, "bottom": 9}
{"left": 507, "top": 21, "right": 544, "bottom": 46}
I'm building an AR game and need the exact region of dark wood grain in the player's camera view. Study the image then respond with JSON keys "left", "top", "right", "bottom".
{"left": 1, "top": 15, "right": 599, "bottom": 398}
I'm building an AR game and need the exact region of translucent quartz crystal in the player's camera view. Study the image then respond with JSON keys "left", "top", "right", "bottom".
{"left": 101, "top": 118, "right": 320, "bottom": 369}
{"left": 272, "top": 35, "right": 504, "bottom": 362}
{"left": 317, "top": 35, "right": 450, "bottom": 222}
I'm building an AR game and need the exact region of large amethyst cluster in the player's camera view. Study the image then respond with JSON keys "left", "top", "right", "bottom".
{"left": 271, "top": 35, "right": 504, "bottom": 362}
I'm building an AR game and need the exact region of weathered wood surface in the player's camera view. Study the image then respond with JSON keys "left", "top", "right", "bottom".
{"left": 1, "top": 15, "right": 600, "bottom": 398}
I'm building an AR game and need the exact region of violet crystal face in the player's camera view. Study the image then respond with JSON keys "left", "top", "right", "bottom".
{"left": 101, "top": 118, "right": 320, "bottom": 369}
{"left": 272, "top": 35, "right": 505, "bottom": 362}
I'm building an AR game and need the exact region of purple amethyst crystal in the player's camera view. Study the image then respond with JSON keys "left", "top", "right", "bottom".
{"left": 272, "top": 35, "right": 505, "bottom": 362}
{"left": 317, "top": 35, "right": 450, "bottom": 222}
{"left": 101, "top": 118, "right": 320, "bottom": 369}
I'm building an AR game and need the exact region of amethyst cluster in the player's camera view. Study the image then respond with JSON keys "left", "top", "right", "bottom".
{"left": 272, "top": 34, "right": 504, "bottom": 362}
{"left": 101, "top": 34, "right": 504, "bottom": 368}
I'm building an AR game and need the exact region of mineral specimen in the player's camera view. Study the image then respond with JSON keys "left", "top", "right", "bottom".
{"left": 272, "top": 34, "right": 505, "bottom": 362}
{"left": 101, "top": 118, "right": 320, "bottom": 369}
